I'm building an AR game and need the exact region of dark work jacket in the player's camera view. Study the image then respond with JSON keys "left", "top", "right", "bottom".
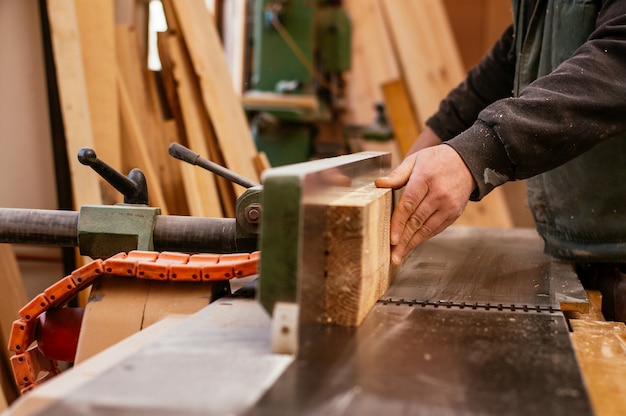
{"left": 427, "top": 0, "right": 626, "bottom": 262}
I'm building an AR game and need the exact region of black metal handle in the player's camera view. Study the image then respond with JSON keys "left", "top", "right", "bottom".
{"left": 168, "top": 142, "right": 261, "bottom": 189}
{"left": 78, "top": 148, "right": 149, "bottom": 205}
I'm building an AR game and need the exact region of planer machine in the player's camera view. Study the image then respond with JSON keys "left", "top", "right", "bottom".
{"left": 1, "top": 145, "right": 598, "bottom": 415}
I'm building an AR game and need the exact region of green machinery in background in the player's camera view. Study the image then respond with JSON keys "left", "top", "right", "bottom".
{"left": 244, "top": 0, "right": 351, "bottom": 166}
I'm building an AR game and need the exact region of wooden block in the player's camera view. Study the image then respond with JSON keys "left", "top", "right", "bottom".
{"left": 381, "top": 79, "right": 420, "bottom": 157}
{"left": 169, "top": 0, "right": 260, "bottom": 198}
{"left": 308, "top": 184, "right": 393, "bottom": 327}
{"left": 46, "top": 0, "right": 103, "bottom": 208}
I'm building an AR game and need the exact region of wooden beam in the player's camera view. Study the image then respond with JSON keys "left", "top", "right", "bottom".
{"left": 169, "top": 0, "right": 260, "bottom": 198}
{"left": 307, "top": 184, "right": 393, "bottom": 327}
{"left": 46, "top": 0, "right": 103, "bottom": 208}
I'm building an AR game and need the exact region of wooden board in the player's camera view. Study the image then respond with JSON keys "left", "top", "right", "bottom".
{"left": 162, "top": 32, "right": 223, "bottom": 218}
{"left": 311, "top": 184, "right": 393, "bottom": 327}
{"left": 381, "top": 79, "right": 420, "bottom": 157}
{"left": 74, "top": 0, "right": 120, "bottom": 205}
{"left": 344, "top": 0, "right": 400, "bottom": 125}
{"left": 169, "top": 0, "right": 260, "bottom": 198}
{"left": 380, "top": 0, "right": 465, "bottom": 128}
{"left": 221, "top": 0, "right": 248, "bottom": 95}
{"left": 570, "top": 317, "right": 626, "bottom": 415}
{"left": 0, "top": 245, "right": 28, "bottom": 404}
{"left": 47, "top": 0, "right": 103, "bottom": 208}
{"left": 115, "top": 25, "right": 169, "bottom": 214}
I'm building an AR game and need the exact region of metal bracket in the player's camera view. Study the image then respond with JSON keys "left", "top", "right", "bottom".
{"left": 77, "top": 204, "right": 160, "bottom": 259}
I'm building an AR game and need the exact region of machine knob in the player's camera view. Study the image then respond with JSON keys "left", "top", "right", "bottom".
{"left": 78, "top": 148, "right": 149, "bottom": 205}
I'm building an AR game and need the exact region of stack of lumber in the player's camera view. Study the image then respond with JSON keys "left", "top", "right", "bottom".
{"left": 345, "top": 0, "right": 522, "bottom": 228}
{"left": 45, "top": 0, "right": 262, "bottom": 219}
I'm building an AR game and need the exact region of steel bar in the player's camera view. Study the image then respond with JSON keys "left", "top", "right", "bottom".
{"left": 0, "top": 208, "right": 239, "bottom": 254}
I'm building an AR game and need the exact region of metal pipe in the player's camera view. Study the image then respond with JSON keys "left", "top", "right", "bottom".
{"left": 0, "top": 208, "right": 239, "bottom": 254}
{"left": 153, "top": 215, "right": 238, "bottom": 253}
{"left": 0, "top": 208, "right": 79, "bottom": 247}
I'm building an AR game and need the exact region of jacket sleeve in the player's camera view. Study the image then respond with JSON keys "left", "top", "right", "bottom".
{"left": 426, "top": 25, "right": 516, "bottom": 141}
{"left": 442, "top": 0, "right": 626, "bottom": 200}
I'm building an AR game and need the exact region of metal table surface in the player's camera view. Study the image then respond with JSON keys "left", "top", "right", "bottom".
{"left": 249, "top": 226, "right": 593, "bottom": 415}
{"left": 249, "top": 306, "right": 591, "bottom": 415}
{"left": 5, "top": 226, "right": 593, "bottom": 416}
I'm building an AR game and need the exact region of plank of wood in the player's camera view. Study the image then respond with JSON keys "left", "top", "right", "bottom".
{"left": 380, "top": 0, "right": 465, "bottom": 128}
{"left": 47, "top": 0, "right": 103, "bottom": 208}
{"left": 307, "top": 184, "right": 393, "bottom": 327}
{"left": 570, "top": 319, "right": 626, "bottom": 416}
{"left": 344, "top": 0, "right": 400, "bottom": 125}
{"left": 221, "top": 0, "right": 247, "bottom": 95}
{"left": 163, "top": 32, "right": 223, "bottom": 218}
{"left": 74, "top": 0, "right": 120, "bottom": 206}
{"left": 0, "top": 245, "right": 28, "bottom": 404}
{"left": 115, "top": 25, "right": 169, "bottom": 214}
{"left": 381, "top": 78, "right": 420, "bottom": 157}
{"left": 169, "top": 0, "right": 260, "bottom": 198}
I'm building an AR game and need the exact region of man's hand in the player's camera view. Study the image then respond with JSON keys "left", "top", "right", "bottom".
{"left": 375, "top": 144, "right": 476, "bottom": 265}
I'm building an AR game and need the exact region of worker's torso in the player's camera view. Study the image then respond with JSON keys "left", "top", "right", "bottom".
{"left": 514, "top": 0, "right": 626, "bottom": 262}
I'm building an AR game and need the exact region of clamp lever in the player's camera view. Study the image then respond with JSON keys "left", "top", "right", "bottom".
{"left": 78, "top": 148, "right": 149, "bottom": 205}
{"left": 168, "top": 142, "right": 260, "bottom": 189}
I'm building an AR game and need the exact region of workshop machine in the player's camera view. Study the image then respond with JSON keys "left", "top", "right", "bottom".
{"left": 1, "top": 145, "right": 597, "bottom": 415}
{"left": 243, "top": 0, "right": 351, "bottom": 165}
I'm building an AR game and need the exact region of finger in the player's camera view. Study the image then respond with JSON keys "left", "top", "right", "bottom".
{"left": 375, "top": 154, "right": 417, "bottom": 189}
{"left": 392, "top": 189, "right": 438, "bottom": 247}
{"left": 391, "top": 211, "right": 455, "bottom": 265}
{"left": 389, "top": 184, "right": 429, "bottom": 245}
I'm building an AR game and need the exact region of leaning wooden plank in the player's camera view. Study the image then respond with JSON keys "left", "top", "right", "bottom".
{"left": 380, "top": 0, "right": 465, "bottom": 128}
{"left": 381, "top": 78, "right": 420, "bottom": 157}
{"left": 344, "top": 0, "right": 400, "bottom": 125}
{"left": 117, "top": 74, "right": 169, "bottom": 214}
{"left": 221, "top": 0, "right": 248, "bottom": 95}
{"left": 169, "top": 0, "right": 260, "bottom": 197}
{"left": 0, "top": 245, "right": 28, "bottom": 404}
{"left": 47, "top": 0, "right": 103, "bottom": 208}
{"left": 163, "top": 32, "right": 223, "bottom": 218}
{"left": 307, "top": 184, "right": 393, "bottom": 327}
{"left": 74, "top": 0, "right": 120, "bottom": 205}
{"left": 115, "top": 25, "right": 169, "bottom": 214}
